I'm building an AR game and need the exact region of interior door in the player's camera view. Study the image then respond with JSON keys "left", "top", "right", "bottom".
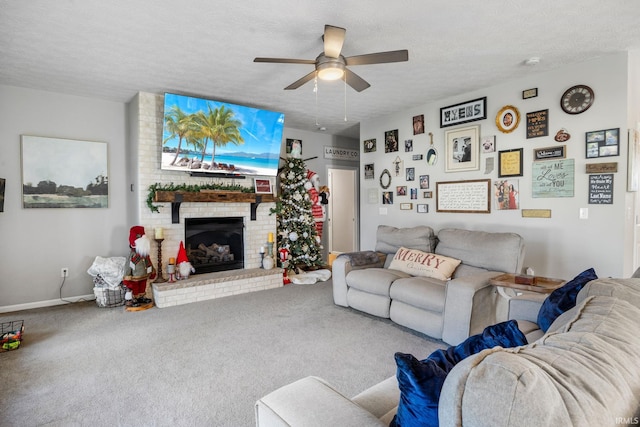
{"left": 327, "top": 167, "right": 358, "bottom": 254}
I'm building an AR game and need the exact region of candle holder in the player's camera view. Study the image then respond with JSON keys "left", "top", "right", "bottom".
{"left": 167, "top": 263, "right": 176, "bottom": 282}
{"left": 154, "top": 238, "right": 167, "bottom": 283}
{"left": 266, "top": 242, "right": 274, "bottom": 259}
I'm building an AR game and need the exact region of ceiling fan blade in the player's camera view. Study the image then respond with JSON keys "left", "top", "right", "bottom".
{"left": 323, "top": 25, "right": 346, "bottom": 58}
{"left": 254, "top": 57, "right": 316, "bottom": 65}
{"left": 284, "top": 70, "right": 317, "bottom": 90}
{"left": 344, "top": 68, "right": 370, "bottom": 92}
{"left": 345, "top": 49, "right": 409, "bottom": 66}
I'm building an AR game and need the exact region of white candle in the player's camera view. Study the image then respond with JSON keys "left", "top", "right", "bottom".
{"left": 155, "top": 227, "right": 164, "bottom": 239}
{"left": 260, "top": 246, "right": 265, "bottom": 253}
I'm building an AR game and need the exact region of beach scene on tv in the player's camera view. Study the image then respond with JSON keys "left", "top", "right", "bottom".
{"left": 162, "top": 93, "right": 285, "bottom": 177}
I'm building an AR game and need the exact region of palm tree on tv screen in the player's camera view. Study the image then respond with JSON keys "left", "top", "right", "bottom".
{"left": 163, "top": 105, "right": 196, "bottom": 165}
{"left": 195, "top": 104, "right": 244, "bottom": 169}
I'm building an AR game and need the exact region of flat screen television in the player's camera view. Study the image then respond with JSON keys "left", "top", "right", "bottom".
{"left": 161, "top": 92, "right": 285, "bottom": 177}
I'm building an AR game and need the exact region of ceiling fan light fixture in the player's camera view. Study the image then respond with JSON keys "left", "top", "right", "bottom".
{"left": 317, "top": 60, "right": 345, "bottom": 81}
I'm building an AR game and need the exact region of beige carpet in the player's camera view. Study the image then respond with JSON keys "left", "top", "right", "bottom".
{"left": 0, "top": 280, "right": 444, "bottom": 426}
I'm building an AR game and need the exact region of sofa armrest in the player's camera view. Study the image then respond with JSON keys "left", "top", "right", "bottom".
{"left": 508, "top": 293, "right": 547, "bottom": 323}
{"left": 332, "top": 251, "right": 385, "bottom": 307}
{"left": 255, "top": 376, "right": 385, "bottom": 427}
{"left": 441, "top": 271, "right": 503, "bottom": 345}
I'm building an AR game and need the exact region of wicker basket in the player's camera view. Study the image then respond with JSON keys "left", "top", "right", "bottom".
{"left": 1, "top": 320, "right": 24, "bottom": 352}
{"left": 93, "top": 275, "right": 126, "bottom": 308}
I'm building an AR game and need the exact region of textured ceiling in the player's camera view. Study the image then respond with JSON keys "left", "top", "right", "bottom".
{"left": 2, "top": 1, "right": 640, "bottom": 139}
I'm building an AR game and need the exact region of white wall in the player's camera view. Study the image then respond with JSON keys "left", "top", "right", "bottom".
{"left": 0, "top": 85, "right": 129, "bottom": 309}
{"left": 359, "top": 52, "right": 637, "bottom": 279}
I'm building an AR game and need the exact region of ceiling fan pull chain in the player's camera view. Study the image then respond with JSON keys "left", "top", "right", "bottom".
{"left": 314, "top": 76, "right": 320, "bottom": 126}
{"left": 344, "top": 77, "right": 348, "bottom": 122}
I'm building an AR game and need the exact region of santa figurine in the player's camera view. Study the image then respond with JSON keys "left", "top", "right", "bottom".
{"left": 305, "top": 170, "right": 326, "bottom": 239}
{"left": 123, "top": 226, "right": 156, "bottom": 310}
{"left": 176, "top": 241, "right": 195, "bottom": 279}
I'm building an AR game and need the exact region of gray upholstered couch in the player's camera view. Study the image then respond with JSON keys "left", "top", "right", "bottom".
{"left": 332, "top": 225, "right": 525, "bottom": 345}
{"left": 255, "top": 277, "right": 640, "bottom": 426}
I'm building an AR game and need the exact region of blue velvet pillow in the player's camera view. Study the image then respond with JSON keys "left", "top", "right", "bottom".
{"left": 536, "top": 268, "right": 598, "bottom": 332}
{"left": 390, "top": 320, "right": 527, "bottom": 427}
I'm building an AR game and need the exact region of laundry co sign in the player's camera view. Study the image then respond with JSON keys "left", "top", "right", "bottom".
{"left": 323, "top": 146, "right": 359, "bottom": 161}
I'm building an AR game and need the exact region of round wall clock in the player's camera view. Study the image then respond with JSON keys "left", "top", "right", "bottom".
{"left": 561, "top": 85, "right": 594, "bottom": 114}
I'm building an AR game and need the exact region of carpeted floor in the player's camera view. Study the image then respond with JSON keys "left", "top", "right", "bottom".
{"left": 0, "top": 280, "right": 444, "bottom": 427}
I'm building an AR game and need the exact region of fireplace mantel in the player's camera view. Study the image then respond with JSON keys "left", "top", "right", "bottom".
{"left": 154, "top": 191, "right": 276, "bottom": 223}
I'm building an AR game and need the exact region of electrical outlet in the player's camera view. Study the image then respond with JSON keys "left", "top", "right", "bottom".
{"left": 61, "top": 268, "right": 69, "bottom": 278}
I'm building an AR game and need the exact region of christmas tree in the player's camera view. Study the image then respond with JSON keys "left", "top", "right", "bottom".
{"left": 272, "top": 156, "right": 324, "bottom": 271}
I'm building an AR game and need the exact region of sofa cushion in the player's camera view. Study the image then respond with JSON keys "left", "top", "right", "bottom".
{"left": 391, "top": 320, "right": 527, "bottom": 427}
{"left": 390, "top": 277, "right": 447, "bottom": 312}
{"left": 346, "top": 268, "right": 411, "bottom": 296}
{"left": 435, "top": 228, "right": 524, "bottom": 274}
{"left": 388, "top": 247, "right": 461, "bottom": 281}
{"left": 375, "top": 225, "right": 437, "bottom": 255}
{"left": 537, "top": 267, "right": 597, "bottom": 332}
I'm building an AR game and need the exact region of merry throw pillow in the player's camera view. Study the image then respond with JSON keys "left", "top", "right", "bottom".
{"left": 388, "top": 247, "right": 461, "bottom": 281}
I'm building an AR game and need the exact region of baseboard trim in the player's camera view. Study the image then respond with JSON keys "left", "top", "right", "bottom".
{"left": 0, "top": 294, "right": 95, "bottom": 314}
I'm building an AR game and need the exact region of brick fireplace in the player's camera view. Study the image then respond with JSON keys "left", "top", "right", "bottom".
{"left": 130, "top": 92, "right": 282, "bottom": 307}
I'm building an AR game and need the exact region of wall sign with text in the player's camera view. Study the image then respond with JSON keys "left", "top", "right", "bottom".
{"left": 440, "top": 97, "right": 487, "bottom": 128}
{"left": 589, "top": 174, "right": 613, "bottom": 204}
{"left": 526, "top": 109, "right": 549, "bottom": 138}
{"left": 532, "top": 159, "right": 575, "bottom": 198}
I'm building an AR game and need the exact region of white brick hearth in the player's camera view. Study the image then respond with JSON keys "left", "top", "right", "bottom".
{"left": 152, "top": 268, "right": 283, "bottom": 308}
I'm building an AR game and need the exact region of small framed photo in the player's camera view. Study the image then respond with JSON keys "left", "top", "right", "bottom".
{"left": 423, "top": 191, "right": 433, "bottom": 198}
{"left": 364, "top": 163, "right": 375, "bottom": 180}
{"left": 396, "top": 186, "right": 407, "bottom": 196}
{"left": 400, "top": 203, "right": 413, "bottom": 210}
{"left": 480, "top": 135, "right": 496, "bottom": 153}
{"left": 419, "top": 175, "right": 430, "bottom": 189}
{"left": 364, "top": 138, "right": 376, "bottom": 153}
{"left": 417, "top": 204, "right": 428, "bottom": 213}
{"left": 410, "top": 188, "right": 417, "bottom": 199}
{"left": 254, "top": 179, "right": 272, "bottom": 194}
{"left": 382, "top": 191, "right": 393, "bottom": 204}
{"left": 496, "top": 105, "right": 520, "bottom": 134}
{"left": 586, "top": 128, "right": 620, "bottom": 158}
{"left": 385, "top": 129, "right": 399, "bottom": 153}
{"left": 498, "top": 148, "right": 524, "bottom": 178}
{"left": 412, "top": 154, "right": 423, "bottom": 161}
{"left": 445, "top": 125, "right": 481, "bottom": 173}
{"left": 286, "top": 139, "right": 302, "bottom": 155}
{"left": 406, "top": 167, "right": 415, "bottom": 181}
{"left": 404, "top": 139, "right": 413, "bottom": 152}
{"left": 413, "top": 114, "right": 425, "bottom": 135}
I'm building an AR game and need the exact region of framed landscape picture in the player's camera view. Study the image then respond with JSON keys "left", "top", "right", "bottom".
{"left": 21, "top": 135, "right": 108, "bottom": 208}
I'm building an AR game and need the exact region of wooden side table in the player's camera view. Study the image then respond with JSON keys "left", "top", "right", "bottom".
{"left": 489, "top": 273, "right": 565, "bottom": 298}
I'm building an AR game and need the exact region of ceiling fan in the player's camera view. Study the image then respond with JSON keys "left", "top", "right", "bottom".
{"left": 254, "top": 25, "right": 409, "bottom": 92}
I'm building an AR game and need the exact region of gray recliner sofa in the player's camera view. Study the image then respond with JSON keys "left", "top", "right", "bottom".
{"left": 332, "top": 225, "right": 525, "bottom": 345}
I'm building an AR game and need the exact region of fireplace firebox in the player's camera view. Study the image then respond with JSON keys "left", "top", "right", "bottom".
{"left": 184, "top": 217, "right": 244, "bottom": 274}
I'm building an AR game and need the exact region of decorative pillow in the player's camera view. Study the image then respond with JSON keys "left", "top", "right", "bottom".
{"left": 390, "top": 320, "right": 527, "bottom": 427}
{"left": 536, "top": 268, "right": 598, "bottom": 332}
{"left": 388, "top": 247, "right": 461, "bottom": 280}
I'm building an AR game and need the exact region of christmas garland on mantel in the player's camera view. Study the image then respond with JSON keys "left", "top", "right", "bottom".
{"left": 146, "top": 182, "right": 253, "bottom": 213}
